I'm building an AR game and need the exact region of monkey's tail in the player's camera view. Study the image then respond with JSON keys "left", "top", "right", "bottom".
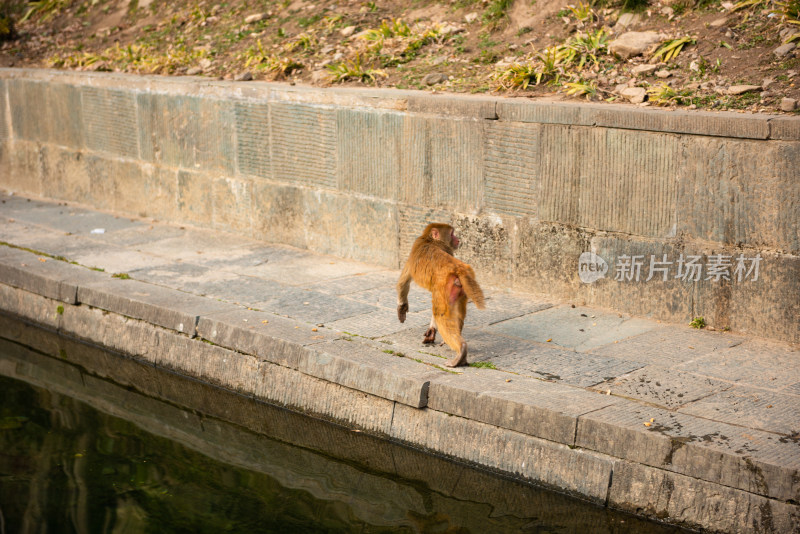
{"left": 457, "top": 264, "right": 485, "bottom": 309}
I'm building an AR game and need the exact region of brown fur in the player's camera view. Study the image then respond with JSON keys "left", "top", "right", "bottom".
{"left": 396, "top": 223, "right": 485, "bottom": 367}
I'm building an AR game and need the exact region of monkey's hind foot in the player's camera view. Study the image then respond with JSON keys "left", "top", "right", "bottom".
{"left": 422, "top": 327, "right": 437, "bottom": 344}
{"left": 444, "top": 342, "right": 468, "bottom": 367}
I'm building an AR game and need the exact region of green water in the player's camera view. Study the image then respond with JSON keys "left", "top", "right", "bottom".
{"left": 0, "top": 316, "right": 685, "bottom": 534}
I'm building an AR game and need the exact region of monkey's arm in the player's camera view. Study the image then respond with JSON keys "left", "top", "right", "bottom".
{"left": 396, "top": 264, "right": 412, "bottom": 322}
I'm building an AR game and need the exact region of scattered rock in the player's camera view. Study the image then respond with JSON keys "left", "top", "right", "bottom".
{"left": 186, "top": 66, "right": 203, "bottom": 76}
{"left": 655, "top": 69, "right": 671, "bottom": 78}
{"left": 340, "top": 25, "right": 356, "bottom": 37}
{"left": 464, "top": 12, "right": 479, "bottom": 23}
{"left": 631, "top": 64, "right": 657, "bottom": 76}
{"left": 439, "top": 24, "right": 464, "bottom": 36}
{"left": 621, "top": 86, "right": 647, "bottom": 103}
{"left": 234, "top": 71, "right": 253, "bottom": 81}
{"left": 244, "top": 13, "right": 269, "bottom": 24}
{"left": 615, "top": 12, "right": 642, "bottom": 31}
{"left": 684, "top": 82, "right": 700, "bottom": 91}
{"left": 762, "top": 77, "right": 776, "bottom": 90}
{"left": 609, "top": 31, "right": 665, "bottom": 59}
{"left": 781, "top": 97, "right": 798, "bottom": 111}
{"left": 311, "top": 69, "right": 330, "bottom": 84}
{"left": 773, "top": 43, "right": 797, "bottom": 59}
{"left": 660, "top": 6, "right": 674, "bottom": 17}
{"left": 727, "top": 84, "right": 760, "bottom": 95}
{"left": 710, "top": 17, "right": 728, "bottom": 27}
{"left": 423, "top": 73, "right": 448, "bottom": 85}
{"left": 199, "top": 58, "right": 212, "bottom": 69}
{"left": 431, "top": 56, "right": 447, "bottom": 66}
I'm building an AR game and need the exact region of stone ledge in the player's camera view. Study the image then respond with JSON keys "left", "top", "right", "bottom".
{"left": 609, "top": 460, "right": 800, "bottom": 533}
{"left": 577, "top": 402, "right": 800, "bottom": 503}
{"left": 0, "top": 245, "right": 108, "bottom": 304}
{"left": 427, "top": 371, "right": 621, "bottom": 445}
{"left": 77, "top": 278, "right": 233, "bottom": 336}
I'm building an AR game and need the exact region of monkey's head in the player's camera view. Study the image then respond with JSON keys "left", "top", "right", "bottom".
{"left": 424, "top": 223, "right": 460, "bottom": 250}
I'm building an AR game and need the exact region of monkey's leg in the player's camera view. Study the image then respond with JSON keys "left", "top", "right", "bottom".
{"left": 436, "top": 297, "right": 469, "bottom": 367}
{"left": 396, "top": 265, "right": 412, "bottom": 323}
{"left": 423, "top": 314, "right": 437, "bottom": 343}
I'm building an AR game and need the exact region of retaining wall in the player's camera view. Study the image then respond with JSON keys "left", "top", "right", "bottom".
{"left": 1, "top": 68, "right": 798, "bottom": 343}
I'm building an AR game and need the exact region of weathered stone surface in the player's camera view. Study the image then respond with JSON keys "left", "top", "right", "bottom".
{"left": 336, "top": 108, "right": 403, "bottom": 200}
{"left": 234, "top": 100, "right": 271, "bottom": 179}
{"left": 0, "top": 247, "right": 107, "bottom": 303}
{"left": 197, "top": 307, "right": 330, "bottom": 368}
{"left": 620, "top": 86, "right": 647, "bottom": 103}
{"left": 0, "top": 282, "right": 65, "bottom": 330}
{"left": 496, "top": 99, "right": 593, "bottom": 126}
{"left": 8, "top": 79, "right": 84, "bottom": 148}
{"left": 483, "top": 121, "right": 539, "bottom": 218}
{"left": 450, "top": 214, "right": 515, "bottom": 284}
{"left": 82, "top": 86, "right": 139, "bottom": 158}
{"left": 302, "top": 338, "right": 443, "bottom": 407}
{"left": 390, "top": 403, "right": 615, "bottom": 502}
{"left": 770, "top": 116, "right": 800, "bottom": 140}
{"left": 428, "top": 371, "right": 620, "bottom": 444}
{"left": 270, "top": 101, "right": 337, "bottom": 189}
{"left": 399, "top": 114, "right": 484, "bottom": 212}
{"left": 77, "top": 278, "right": 232, "bottom": 335}
{"left": 0, "top": 139, "right": 43, "bottom": 196}
{"left": 407, "top": 93, "right": 497, "bottom": 119}
{"left": 609, "top": 461, "right": 800, "bottom": 533}
{"left": 137, "top": 92, "right": 236, "bottom": 174}
{"left": 578, "top": 402, "right": 800, "bottom": 501}
{"left": 212, "top": 176, "right": 254, "bottom": 233}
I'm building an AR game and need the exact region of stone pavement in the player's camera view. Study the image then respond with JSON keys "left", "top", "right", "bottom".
{"left": 1, "top": 191, "right": 798, "bottom": 533}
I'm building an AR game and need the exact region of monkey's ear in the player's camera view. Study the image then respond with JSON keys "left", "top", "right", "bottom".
{"left": 431, "top": 228, "right": 440, "bottom": 240}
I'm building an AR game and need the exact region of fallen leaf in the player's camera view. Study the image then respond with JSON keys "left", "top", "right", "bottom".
{"left": 38, "top": 257, "right": 46, "bottom": 262}
{"left": 262, "top": 319, "right": 269, "bottom": 324}
{"left": 311, "top": 328, "right": 318, "bottom": 332}
{"left": 546, "top": 338, "right": 552, "bottom": 342}
{"left": 644, "top": 422, "right": 651, "bottom": 427}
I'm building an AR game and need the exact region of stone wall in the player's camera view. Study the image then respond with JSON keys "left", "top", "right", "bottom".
{"left": 1, "top": 68, "right": 797, "bottom": 343}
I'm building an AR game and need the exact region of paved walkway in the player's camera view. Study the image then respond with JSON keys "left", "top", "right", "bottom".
{"left": 1, "top": 191, "right": 798, "bottom": 531}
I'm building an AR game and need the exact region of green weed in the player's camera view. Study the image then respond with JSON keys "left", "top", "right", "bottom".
{"left": 689, "top": 316, "right": 706, "bottom": 329}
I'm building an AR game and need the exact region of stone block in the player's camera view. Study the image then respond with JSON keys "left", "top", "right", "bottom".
{"left": 337, "top": 107, "right": 403, "bottom": 199}
{"left": 579, "top": 401, "right": 800, "bottom": 502}
{"left": 137, "top": 92, "right": 235, "bottom": 174}
{"left": 399, "top": 114, "right": 484, "bottom": 212}
{"left": 390, "top": 403, "right": 615, "bottom": 502}
{"left": 84, "top": 154, "right": 152, "bottom": 214}
{"left": 234, "top": 100, "right": 271, "bottom": 179}
{"left": 176, "top": 169, "right": 213, "bottom": 227}
{"left": 212, "top": 176, "right": 254, "bottom": 233}
{"left": 428, "top": 371, "right": 620, "bottom": 444}
{"left": 251, "top": 181, "right": 307, "bottom": 249}
{"left": 8, "top": 79, "right": 84, "bottom": 148}
{"left": 345, "top": 196, "right": 398, "bottom": 267}
{"left": 0, "top": 247, "right": 107, "bottom": 303}
{"left": 303, "top": 338, "right": 443, "bottom": 407}
{"left": 679, "top": 137, "right": 799, "bottom": 253}
{"left": 39, "top": 145, "right": 90, "bottom": 203}
{"left": 81, "top": 86, "right": 139, "bottom": 159}
{"left": 406, "top": 93, "right": 497, "bottom": 119}
{"left": 254, "top": 285, "right": 379, "bottom": 324}
{"left": 270, "top": 101, "right": 336, "bottom": 189}
{"left": 451, "top": 214, "right": 514, "bottom": 284}
{"left": 0, "top": 80, "right": 7, "bottom": 140}
{"left": 538, "top": 125, "right": 679, "bottom": 238}
{"left": 769, "top": 116, "right": 800, "bottom": 140}
{"left": 0, "top": 283, "right": 64, "bottom": 330}
{"left": 608, "top": 461, "right": 799, "bottom": 533}
{"left": 483, "top": 121, "right": 539, "bottom": 218}
{"left": 77, "top": 278, "right": 232, "bottom": 335}
{"left": 196, "top": 307, "right": 331, "bottom": 369}
{"left": 0, "top": 139, "right": 43, "bottom": 196}
{"left": 593, "top": 104, "right": 771, "bottom": 139}
{"left": 496, "top": 100, "right": 593, "bottom": 126}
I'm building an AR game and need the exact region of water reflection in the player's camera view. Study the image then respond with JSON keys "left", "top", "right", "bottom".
{"left": 0, "top": 313, "right": 684, "bottom": 533}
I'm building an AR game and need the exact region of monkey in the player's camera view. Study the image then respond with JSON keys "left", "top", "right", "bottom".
{"left": 396, "top": 223, "right": 485, "bottom": 367}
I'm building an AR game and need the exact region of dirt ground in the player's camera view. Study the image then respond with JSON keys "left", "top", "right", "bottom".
{"left": 0, "top": 0, "right": 798, "bottom": 113}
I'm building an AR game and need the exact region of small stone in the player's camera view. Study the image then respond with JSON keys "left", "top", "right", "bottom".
{"left": 660, "top": 6, "right": 674, "bottom": 17}
{"left": 244, "top": 13, "right": 268, "bottom": 24}
{"left": 762, "top": 77, "right": 776, "bottom": 90}
{"left": 234, "top": 71, "right": 253, "bottom": 81}
{"left": 464, "top": 12, "right": 479, "bottom": 23}
{"left": 186, "top": 67, "right": 203, "bottom": 76}
{"left": 199, "top": 58, "right": 212, "bottom": 69}
{"left": 621, "top": 86, "right": 647, "bottom": 103}
{"left": 780, "top": 97, "right": 798, "bottom": 111}
{"left": 340, "top": 25, "right": 356, "bottom": 37}
{"left": 773, "top": 43, "right": 797, "bottom": 58}
{"left": 311, "top": 69, "right": 330, "bottom": 84}
{"left": 684, "top": 82, "right": 700, "bottom": 91}
{"left": 615, "top": 12, "right": 642, "bottom": 30}
{"left": 710, "top": 17, "right": 728, "bottom": 27}
{"left": 655, "top": 69, "right": 671, "bottom": 78}
{"left": 431, "top": 56, "right": 447, "bottom": 66}
{"left": 727, "top": 84, "right": 760, "bottom": 95}
{"left": 423, "top": 73, "right": 448, "bottom": 85}
{"left": 609, "top": 31, "right": 665, "bottom": 59}
{"left": 631, "top": 64, "right": 658, "bottom": 76}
